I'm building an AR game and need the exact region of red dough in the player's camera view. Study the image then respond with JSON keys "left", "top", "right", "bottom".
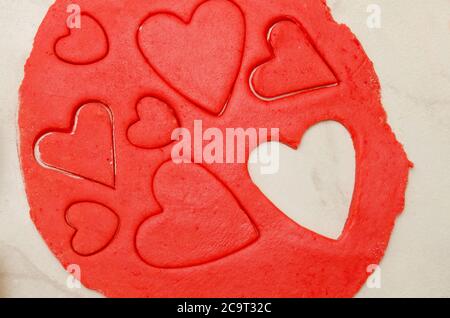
{"left": 36, "top": 102, "right": 115, "bottom": 187}
{"left": 66, "top": 202, "right": 119, "bottom": 256}
{"left": 136, "top": 161, "right": 258, "bottom": 268}
{"left": 19, "top": 0, "right": 410, "bottom": 297}
{"left": 138, "top": 0, "right": 245, "bottom": 115}
{"left": 54, "top": 14, "right": 108, "bottom": 64}
{"left": 127, "top": 97, "right": 180, "bottom": 149}
{"left": 251, "top": 19, "right": 338, "bottom": 99}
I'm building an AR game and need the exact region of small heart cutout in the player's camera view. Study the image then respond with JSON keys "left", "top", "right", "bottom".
{"left": 249, "top": 121, "right": 355, "bottom": 240}
{"left": 136, "top": 161, "right": 258, "bottom": 268}
{"left": 54, "top": 14, "right": 108, "bottom": 64}
{"left": 138, "top": 0, "right": 245, "bottom": 115}
{"left": 35, "top": 102, "right": 115, "bottom": 187}
{"left": 66, "top": 202, "right": 119, "bottom": 256}
{"left": 127, "top": 97, "right": 180, "bottom": 149}
{"left": 251, "top": 19, "right": 338, "bottom": 100}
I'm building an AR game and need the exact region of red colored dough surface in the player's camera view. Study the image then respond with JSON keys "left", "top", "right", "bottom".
{"left": 19, "top": 0, "right": 410, "bottom": 297}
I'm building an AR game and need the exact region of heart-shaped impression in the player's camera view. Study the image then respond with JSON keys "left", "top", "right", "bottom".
{"left": 54, "top": 13, "right": 108, "bottom": 64}
{"left": 127, "top": 97, "right": 180, "bottom": 149}
{"left": 66, "top": 202, "right": 119, "bottom": 256}
{"left": 138, "top": 0, "right": 245, "bottom": 115}
{"left": 35, "top": 102, "right": 115, "bottom": 187}
{"left": 136, "top": 161, "right": 259, "bottom": 268}
{"left": 251, "top": 19, "right": 338, "bottom": 100}
{"left": 249, "top": 121, "right": 355, "bottom": 240}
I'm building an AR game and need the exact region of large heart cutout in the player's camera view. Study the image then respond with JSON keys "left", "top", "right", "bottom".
{"left": 138, "top": 0, "right": 245, "bottom": 115}
{"left": 66, "top": 202, "right": 119, "bottom": 256}
{"left": 249, "top": 121, "right": 355, "bottom": 240}
{"left": 136, "top": 161, "right": 258, "bottom": 268}
{"left": 251, "top": 19, "right": 338, "bottom": 100}
{"left": 35, "top": 102, "right": 115, "bottom": 187}
{"left": 54, "top": 13, "right": 109, "bottom": 64}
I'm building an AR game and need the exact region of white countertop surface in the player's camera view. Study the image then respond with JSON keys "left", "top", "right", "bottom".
{"left": 0, "top": 0, "right": 449, "bottom": 297}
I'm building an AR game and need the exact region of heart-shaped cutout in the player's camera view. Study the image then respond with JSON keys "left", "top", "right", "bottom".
{"left": 138, "top": 0, "right": 245, "bottom": 115}
{"left": 54, "top": 13, "right": 108, "bottom": 64}
{"left": 66, "top": 202, "right": 119, "bottom": 256}
{"left": 35, "top": 102, "right": 115, "bottom": 187}
{"left": 136, "top": 161, "right": 258, "bottom": 268}
{"left": 250, "top": 19, "right": 338, "bottom": 100}
{"left": 127, "top": 97, "right": 180, "bottom": 149}
{"left": 248, "top": 121, "right": 355, "bottom": 240}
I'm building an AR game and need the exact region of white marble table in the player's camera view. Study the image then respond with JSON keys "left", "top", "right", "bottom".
{"left": 0, "top": 0, "right": 449, "bottom": 297}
